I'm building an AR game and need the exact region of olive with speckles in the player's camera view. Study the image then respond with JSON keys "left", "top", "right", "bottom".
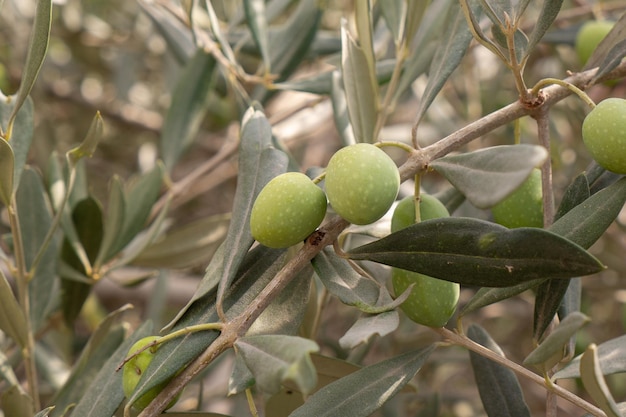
{"left": 324, "top": 143, "right": 400, "bottom": 225}
{"left": 391, "top": 195, "right": 460, "bottom": 327}
{"left": 122, "top": 336, "right": 180, "bottom": 411}
{"left": 250, "top": 172, "right": 327, "bottom": 248}
{"left": 582, "top": 98, "right": 626, "bottom": 174}
{"left": 492, "top": 168, "right": 543, "bottom": 228}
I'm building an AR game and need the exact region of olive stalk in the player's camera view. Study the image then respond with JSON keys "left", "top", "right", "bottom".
{"left": 137, "top": 61, "right": 626, "bottom": 417}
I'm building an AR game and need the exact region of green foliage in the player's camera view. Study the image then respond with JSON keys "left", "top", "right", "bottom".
{"left": 1, "top": 1, "right": 626, "bottom": 417}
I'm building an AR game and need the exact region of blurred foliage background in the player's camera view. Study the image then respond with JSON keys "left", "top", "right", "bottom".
{"left": 2, "top": 0, "right": 626, "bottom": 415}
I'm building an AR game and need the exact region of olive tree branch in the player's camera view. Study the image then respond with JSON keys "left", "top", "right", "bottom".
{"left": 434, "top": 327, "right": 607, "bottom": 417}
{"left": 137, "top": 61, "right": 626, "bottom": 417}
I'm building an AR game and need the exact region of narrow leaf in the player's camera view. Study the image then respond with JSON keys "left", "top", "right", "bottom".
{"left": 215, "top": 108, "right": 288, "bottom": 313}
{"left": 380, "top": 0, "right": 405, "bottom": 43}
{"left": 0, "top": 269, "right": 28, "bottom": 348}
{"left": 594, "top": 38, "right": 626, "bottom": 83}
{"left": 235, "top": 335, "right": 320, "bottom": 396}
{"left": 160, "top": 49, "right": 216, "bottom": 171}
{"left": 6, "top": 0, "right": 51, "bottom": 138}
{"left": 0, "top": 137, "right": 13, "bottom": 206}
{"left": 0, "top": 93, "right": 33, "bottom": 192}
{"left": 467, "top": 325, "right": 531, "bottom": 417}
{"left": 244, "top": 0, "right": 272, "bottom": 72}
{"left": 549, "top": 177, "right": 626, "bottom": 249}
{"left": 430, "top": 144, "right": 548, "bottom": 209}
{"left": 312, "top": 247, "right": 382, "bottom": 311}
{"left": 526, "top": 0, "right": 565, "bottom": 53}
{"left": 478, "top": 0, "right": 513, "bottom": 27}
{"left": 348, "top": 217, "right": 604, "bottom": 288}
{"left": 132, "top": 213, "right": 230, "bottom": 269}
{"left": 341, "top": 20, "right": 378, "bottom": 143}
{"left": 289, "top": 346, "right": 435, "bottom": 417}
{"left": 139, "top": 1, "right": 195, "bottom": 64}
{"left": 94, "top": 175, "right": 125, "bottom": 268}
{"left": 67, "top": 112, "right": 104, "bottom": 166}
{"left": 17, "top": 167, "right": 58, "bottom": 331}
{"left": 338, "top": 311, "right": 400, "bottom": 350}
{"left": 109, "top": 164, "right": 164, "bottom": 257}
{"left": 1, "top": 385, "right": 34, "bottom": 417}
{"left": 555, "top": 334, "right": 626, "bottom": 380}
{"left": 523, "top": 312, "right": 590, "bottom": 372}
{"left": 580, "top": 344, "right": 622, "bottom": 417}
{"left": 412, "top": 0, "right": 477, "bottom": 126}
{"left": 331, "top": 71, "right": 357, "bottom": 146}
{"left": 460, "top": 279, "right": 543, "bottom": 316}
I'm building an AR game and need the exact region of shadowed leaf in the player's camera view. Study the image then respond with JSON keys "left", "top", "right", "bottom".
{"left": 468, "top": 324, "right": 531, "bottom": 417}
{"left": 348, "top": 217, "right": 604, "bottom": 288}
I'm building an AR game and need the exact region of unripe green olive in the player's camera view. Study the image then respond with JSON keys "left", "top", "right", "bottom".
{"left": 122, "top": 336, "right": 179, "bottom": 411}
{"left": 492, "top": 168, "right": 543, "bottom": 228}
{"left": 575, "top": 20, "right": 614, "bottom": 65}
{"left": 250, "top": 172, "right": 327, "bottom": 248}
{"left": 324, "top": 143, "right": 400, "bottom": 225}
{"left": 391, "top": 195, "right": 460, "bottom": 327}
{"left": 582, "top": 98, "right": 626, "bottom": 174}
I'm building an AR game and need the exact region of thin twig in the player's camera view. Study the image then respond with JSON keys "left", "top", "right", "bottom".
{"left": 434, "top": 327, "right": 606, "bottom": 417}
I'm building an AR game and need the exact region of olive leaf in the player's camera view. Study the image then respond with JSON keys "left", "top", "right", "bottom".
{"left": 523, "top": 312, "right": 590, "bottom": 373}
{"left": 289, "top": 345, "right": 435, "bottom": 417}
{"left": 160, "top": 49, "right": 216, "bottom": 171}
{"left": 580, "top": 344, "right": 622, "bottom": 417}
{"left": 555, "top": 334, "right": 626, "bottom": 380}
{"left": 234, "top": 335, "right": 320, "bottom": 396}
{"left": 468, "top": 324, "right": 531, "bottom": 417}
{"left": 338, "top": 311, "right": 400, "bottom": 350}
{"left": 430, "top": 144, "right": 548, "bottom": 209}
{"left": 348, "top": 217, "right": 604, "bottom": 288}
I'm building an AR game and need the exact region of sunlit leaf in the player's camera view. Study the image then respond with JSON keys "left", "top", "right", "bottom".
{"left": 555, "top": 334, "right": 626, "bottom": 380}
{"left": 468, "top": 324, "right": 531, "bottom": 417}
{"left": 348, "top": 217, "right": 604, "bottom": 288}
{"left": 338, "top": 311, "right": 399, "bottom": 350}
{"left": 341, "top": 20, "right": 378, "bottom": 143}
{"left": 523, "top": 312, "right": 590, "bottom": 372}
{"left": 430, "top": 144, "right": 548, "bottom": 209}
{"left": 215, "top": 107, "right": 288, "bottom": 313}
{"left": 0, "top": 137, "right": 13, "bottom": 206}
{"left": 312, "top": 247, "right": 400, "bottom": 313}
{"left": 289, "top": 346, "right": 435, "bottom": 417}
{"left": 580, "top": 344, "right": 622, "bottom": 417}
{"left": 0, "top": 269, "right": 28, "bottom": 348}
{"left": 67, "top": 112, "right": 104, "bottom": 166}
{"left": 235, "top": 335, "right": 320, "bottom": 396}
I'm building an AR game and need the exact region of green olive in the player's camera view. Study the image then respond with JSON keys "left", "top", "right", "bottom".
{"left": 492, "top": 168, "right": 543, "bottom": 228}
{"left": 324, "top": 143, "right": 400, "bottom": 225}
{"left": 122, "top": 336, "right": 179, "bottom": 411}
{"left": 391, "top": 195, "right": 460, "bottom": 327}
{"left": 250, "top": 172, "right": 327, "bottom": 248}
{"left": 582, "top": 98, "right": 626, "bottom": 174}
{"left": 575, "top": 20, "right": 614, "bottom": 66}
